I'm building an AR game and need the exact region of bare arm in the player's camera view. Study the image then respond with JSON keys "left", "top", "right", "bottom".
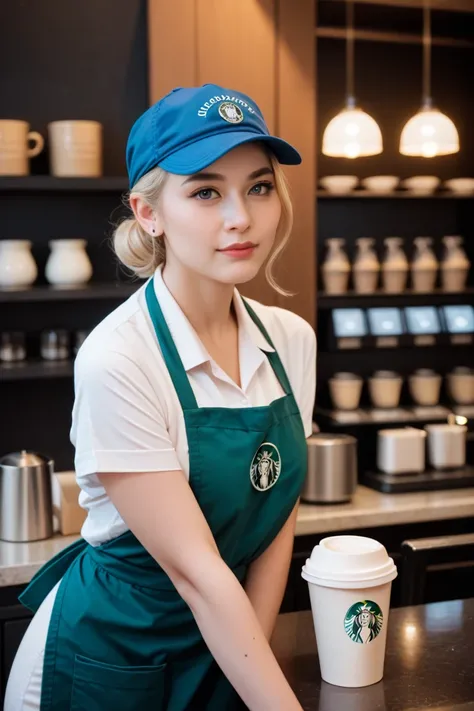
{"left": 245, "top": 501, "right": 299, "bottom": 641}
{"left": 98, "top": 470, "right": 302, "bottom": 711}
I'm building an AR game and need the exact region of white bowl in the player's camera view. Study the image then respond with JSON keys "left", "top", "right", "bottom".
{"left": 444, "top": 178, "right": 474, "bottom": 195}
{"left": 320, "top": 175, "right": 359, "bottom": 194}
{"left": 361, "top": 175, "right": 399, "bottom": 194}
{"left": 402, "top": 176, "right": 440, "bottom": 194}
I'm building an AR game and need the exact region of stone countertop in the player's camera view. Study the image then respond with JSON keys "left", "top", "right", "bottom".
{"left": 295, "top": 485, "right": 474, "bottom": 536}
{"left": 2, "top": 485, "right": 474, "bottom": 588}
{"left": 272, "top": 599, "right": 474, "bottom": 710}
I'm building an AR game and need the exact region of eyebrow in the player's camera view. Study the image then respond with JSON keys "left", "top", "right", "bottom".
{"left": 181, "top": 166, "right": 273, "bottom": 186}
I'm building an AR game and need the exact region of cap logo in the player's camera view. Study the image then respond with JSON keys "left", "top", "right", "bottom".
{"left": 218, "top": 102, "right": 244, "bottom": 124}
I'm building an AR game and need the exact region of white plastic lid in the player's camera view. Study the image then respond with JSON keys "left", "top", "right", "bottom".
{"left": 301, "top": 535, "right": 398, "bottom": 590}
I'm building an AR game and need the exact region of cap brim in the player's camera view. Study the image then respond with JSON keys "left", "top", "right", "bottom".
{"left": 158, "top": 131, "right": 301, "bottom": 175}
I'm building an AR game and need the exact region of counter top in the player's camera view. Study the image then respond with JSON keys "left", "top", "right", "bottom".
{"left": 0, "top": 533, "right": 78, "bottom": 588}
{"left": 1, "top": 485, "right": 474, "bottom": 588}
{"left": 272, "top": 598, "right": 474, "bottom": 710}
{"left": 295, "top": 485, "right": 474, "bottom": 536}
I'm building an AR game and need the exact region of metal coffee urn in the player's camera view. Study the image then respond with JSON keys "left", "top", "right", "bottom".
{"left": 0, "top": 450, "right": 54, "bottom": 542}
{"left": 301, "top": 434, "right": 357, "bottom": 504}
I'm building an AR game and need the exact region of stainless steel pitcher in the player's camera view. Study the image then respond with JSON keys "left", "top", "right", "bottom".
{"left": 0, "top": 450, "right": 54, "bottom": 542}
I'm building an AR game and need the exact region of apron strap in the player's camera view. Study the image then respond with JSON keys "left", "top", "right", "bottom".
{"left": 241, "top": 299, "right": 294, "bottom": 396}
{"left": 145, "top": 279, "right": 199, "bottom": 411}
{"left": 145, "top": 277, "right": 295, "bottom": 410}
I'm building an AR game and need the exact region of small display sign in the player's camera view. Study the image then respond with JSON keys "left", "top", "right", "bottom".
{"left": 332, "top": 309, "right": 367, "bottom": 338}
{"left": 441, "top": 305, "right": 474, "bottom": 334}
{"left": 367, "top": 308, "right": 404, "bottom": 337}
{"left": 404, "top": 306, "right": 441, "bottom": 335}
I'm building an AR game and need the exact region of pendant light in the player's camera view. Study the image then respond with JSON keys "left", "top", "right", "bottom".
{"left": 322, "top": 1, "right": 383, "bottom": 159}
{"left": 400, "top": 4, "right": 459, "bottom": 157}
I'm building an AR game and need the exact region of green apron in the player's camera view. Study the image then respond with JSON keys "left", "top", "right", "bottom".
{"left": 19, "top": 279, "right": 308, "bottom": 710}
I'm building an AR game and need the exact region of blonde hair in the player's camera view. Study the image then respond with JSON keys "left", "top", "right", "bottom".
{"left": 113, "top": 150, "right": 294, "bottom": 294}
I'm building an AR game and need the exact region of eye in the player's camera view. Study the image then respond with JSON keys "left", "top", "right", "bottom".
{"left": 249, "top": 181, "right": 274, "bottom": 195}
{"left": 193, "top": 188, "right": 219, "bottom": 200}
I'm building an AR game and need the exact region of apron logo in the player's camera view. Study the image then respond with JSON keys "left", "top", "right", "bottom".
{"left": 250, "top": 443, "right": 281, "bottom": 492}
{"left": 344, "top": 600, "right": 383, "bottom": 644}
{"left": 218, "top": 102, "right": 244, "bottom": 124}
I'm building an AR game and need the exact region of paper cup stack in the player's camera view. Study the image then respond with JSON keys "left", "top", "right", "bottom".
{"left": 301, "top": 535, "right": 397, "bottom": 688}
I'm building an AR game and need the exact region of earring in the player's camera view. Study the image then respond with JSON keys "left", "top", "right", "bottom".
{"left": 151, "top": 227, "right": 156, "bottom": 235}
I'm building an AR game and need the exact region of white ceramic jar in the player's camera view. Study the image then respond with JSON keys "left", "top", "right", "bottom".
{"left": 45, "top": 239, "right": 93, "bottom": 286}
{"left": 0, "top": 240, "right": 38, "bottom": 288}
{"left": 321, "top": 238, "right": 351, "bottom": 294}
{"left": 441, "top": 236, "right": 470, "bottom": 292}
{"left": 353, "top": 238, "right": 380, "bottom": 293}
{"left": 381, "top": 238, "right": 408, "bottom": 293}
{"left": 411, "top": 237, "right": 438, "bottom": 293}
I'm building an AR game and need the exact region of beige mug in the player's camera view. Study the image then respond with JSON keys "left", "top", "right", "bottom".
{"left": 447, "top": 367, "right": 474, "bottom": 405}
{"left": 0, "top": 120, "right": 44, "bottom": 175}
{"left": 409, "top": 369, "right": 442, "bottom": 407}
{"left": 369, "top": 370, "right": 403, "bottom": 409}
{"left": 48, "top": 120, "right": 102, "bottom": 177}
{"left": 328, "top": 372, "right": 363, "bottom": 411}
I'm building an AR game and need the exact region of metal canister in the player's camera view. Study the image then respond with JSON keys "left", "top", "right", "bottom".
{"left": 301, "top": 434, "right": 357, "bottom": 504}
{"left": 0, "top": 450, "right": 54, "bottom": 542}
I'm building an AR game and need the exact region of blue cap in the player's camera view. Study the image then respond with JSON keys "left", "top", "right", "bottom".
{"left": 126, "top": 84, "right": 302, "bottom": 187}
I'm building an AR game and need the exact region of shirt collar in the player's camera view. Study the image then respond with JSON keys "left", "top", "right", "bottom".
{"left": 151, "top": 268, "right": 274, "bottom": 374}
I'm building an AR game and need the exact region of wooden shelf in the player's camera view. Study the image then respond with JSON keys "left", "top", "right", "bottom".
{"left": 317, "top": 190, "right": 474, "bottom": 199}
{"left": 327, "top": 0, "right": 474, "bottom": 14}
{"left": 0, "top": 282, "right": 142, "bottom": 303}
{"left": 0, "top": 176, "right": 129, "bottom": 194}
{"left": 317, "top": 288, "right": 474, "bottom": 310}
{"left": 316, "top": 26, "right": 474, "bottom": 49}
{"left": 0, "top": 360, "right": 74, "bottom": 382}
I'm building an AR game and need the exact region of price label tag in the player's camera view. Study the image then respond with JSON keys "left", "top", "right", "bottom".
{"left": 337, "top": 337, "right": 362, "bottom": 350}
{"left": 414, "top": 335, "right": 436, "bottom": 347}
{"left": 375, "top": 336, "right": 399, "bottom": 348}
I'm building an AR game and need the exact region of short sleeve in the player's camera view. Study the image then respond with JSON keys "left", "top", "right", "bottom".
{"left": 70, "top": 348, "right": 182, "bottom": 478}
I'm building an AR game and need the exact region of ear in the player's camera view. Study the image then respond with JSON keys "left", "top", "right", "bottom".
{"left": 129, "top": 194, "right": 164, "bottom": 236}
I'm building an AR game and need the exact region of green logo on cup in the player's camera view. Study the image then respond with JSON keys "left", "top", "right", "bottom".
{"left": 344, "top": 600, "right": 383, "bottom": 644}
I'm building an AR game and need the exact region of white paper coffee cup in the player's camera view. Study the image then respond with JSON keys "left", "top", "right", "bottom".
{"left": 301, "top": 535, "right": 397, "bottom": 688}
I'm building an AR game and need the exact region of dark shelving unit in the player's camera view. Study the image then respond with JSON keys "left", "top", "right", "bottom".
{"left": 315, "top": 26, "right": 474, "bottom": 49}
{"left": 0, "top": 177, "right": 129, "bottom": 194}
{"left": 0, "top": 0, "right": 148, "bottom": 470}
{"left": 0, "top": 282, "right": 142, "bottom": 303}
{"left": 316, "top": 190, "right": 474, "bottom": 199}
{"left": 317, "top": 288, "right": 474, "bottom": 310}
{"left": 0, "top": 360, "right": 74, "bottom": 382}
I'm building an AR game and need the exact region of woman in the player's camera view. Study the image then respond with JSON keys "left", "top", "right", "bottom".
{"left": 5, "top": 84, "right": 316, "bottom": 711}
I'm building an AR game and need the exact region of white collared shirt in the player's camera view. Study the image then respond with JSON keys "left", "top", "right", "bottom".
{"left": 71, "top": 268, "right": 317, "bottom": 546}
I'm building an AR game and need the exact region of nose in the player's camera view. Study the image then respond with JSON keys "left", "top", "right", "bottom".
{"left": 221, "top": 194, "right": 251, "bottom": 233}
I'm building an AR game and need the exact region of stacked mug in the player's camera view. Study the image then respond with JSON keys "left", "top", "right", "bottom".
{"left": 0, "top": 119, "right": 102, "bottom": 177}
{"left": 329, "top": 367, "right": 474, "bottom": 411}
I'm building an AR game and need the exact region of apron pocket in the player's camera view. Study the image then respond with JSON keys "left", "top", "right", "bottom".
{"left": 70, "top": 653, "right": 166, "bottom": 711}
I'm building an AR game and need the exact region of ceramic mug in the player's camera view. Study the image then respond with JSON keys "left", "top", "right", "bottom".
{"left": 0, "top": 120, "right": 44, "bottom": 176}
{"left": 48, "top": 120, "right": 102, "bottom": 177}
{"left": 369, "top": 371, "right": 403, "bottom": 409}
{"left": 328, "top": 372, "right": 363, "bottom": 411}
{"left": 447, "top": 368, "right": 474, "bottom": 405}
{"left": 409, "top": 369, "right": 442, "bottom": 407}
